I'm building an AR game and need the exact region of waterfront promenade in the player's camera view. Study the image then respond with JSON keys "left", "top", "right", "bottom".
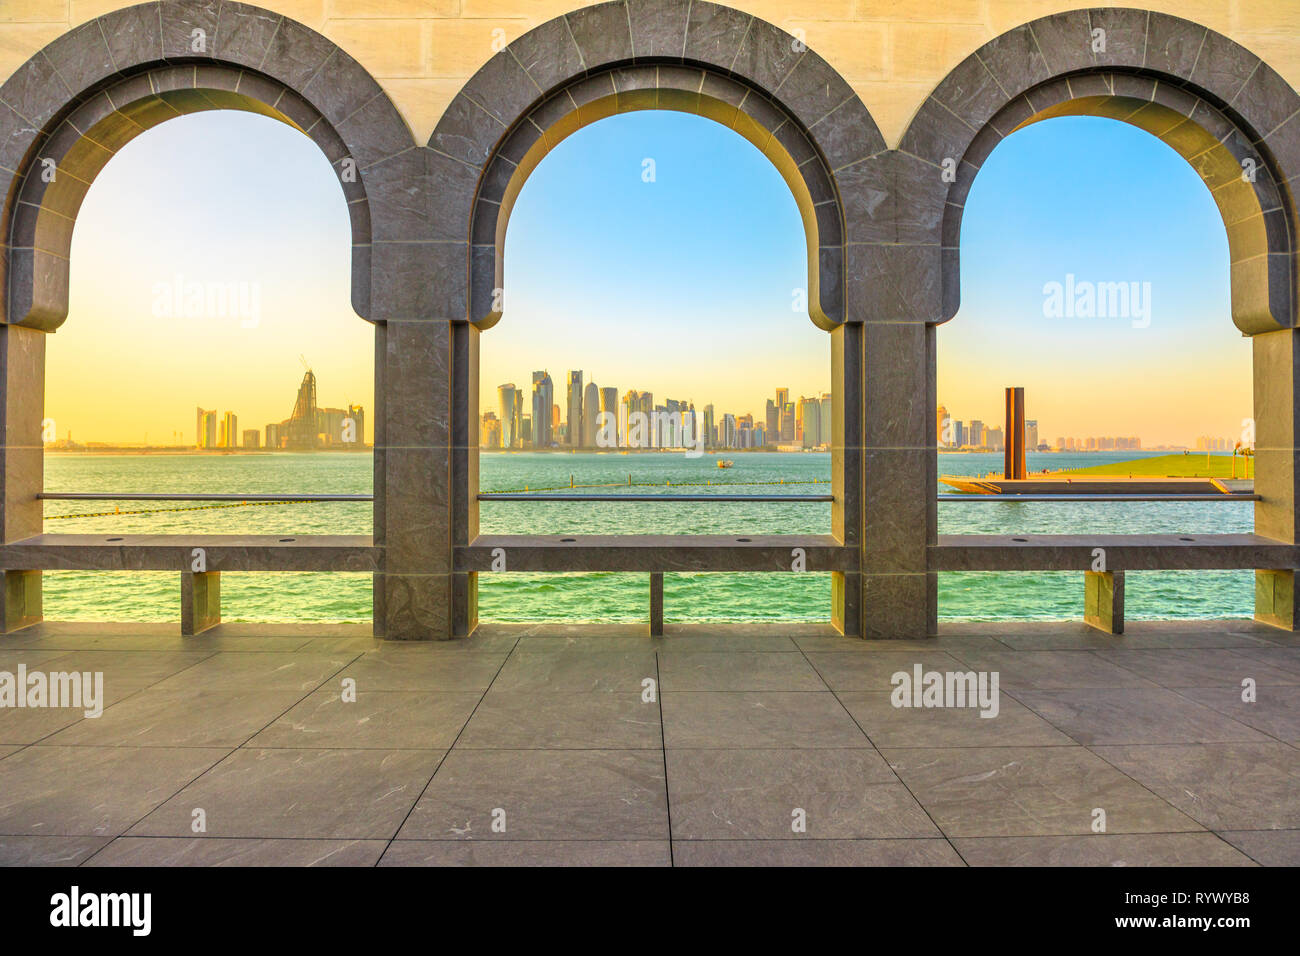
{"left": 1, "top": 620, "right": 1295, "bottom": 866}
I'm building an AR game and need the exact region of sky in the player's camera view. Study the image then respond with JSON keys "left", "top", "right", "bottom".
{"left": 53, "top": 110, "right": 371, "bottom": 445}
{"left": 942, "top": 115, "right": 1246, "bottom": 447}
{"left": 50, "top": 106, "right": 1246, "bottom": 447}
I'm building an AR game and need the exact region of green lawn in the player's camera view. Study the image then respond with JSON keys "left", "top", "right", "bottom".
{"left": 1059, "top": 453, "right": 1252, "bottom": 478}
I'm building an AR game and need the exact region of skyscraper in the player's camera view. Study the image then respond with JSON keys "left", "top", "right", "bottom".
{"left": 800, "top": 397, "right": 821, "bottom": 448}
{"left": 195, "top": 407, "right": 216, "bottom": 449}
{"left": 481, "top": 412, "right": 501, "bottom": 449}
{"left": 583, "top": 381, "right": 600, "bottom": 448}
{"left": 621, "top": 390, "right": 639, "bottom": 447}
{"left": 498, "top": 383, "right": 519, "bottom": 449}
{"left": 282, "top": 370, "right": 318, "bottom": 450}
{"left": 704, "top": 404, "right": 715, "bottom": 450}
{"left": 531, "top": 370, "right": 553, "bottom": 448}
{"left": 1026, "top": 419, "right": 1039, "bottom": 453}
{"left": 937, "top": 404, "right": 950, "bottom": 447}
{"left": 765, "top": 399, "right": 778, "bottom": 442}
{"left": 566, "top": 371, "right": 583, "bottom": 448}
{"left": 220, "top": 411, "right": 238, "bottom": 449}
{"left": 599, "top": 386, "right": 618, "bottom": 448}
{"left": 774, "top": 388, "right": 789, "bottom": 439}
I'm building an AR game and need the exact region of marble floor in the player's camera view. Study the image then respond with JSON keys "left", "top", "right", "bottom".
{"left": 1, "top": 619, "right": 1297, "bottom": 867}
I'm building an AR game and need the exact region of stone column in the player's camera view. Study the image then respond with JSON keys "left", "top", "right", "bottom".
{"left": 830, "top": 323, "right": 862, "bottom": 635}
{"left": 372, "top": 256, "right": 454, "bottom": 640}
{"left": 451, "top": 322, "right": 479, "bottom": 636}
{"left": 862, "top": 319, "right": 936, "bottom": 638}
{"left": 1252, "top": 328, "right": 1300, "bottom": 630}
{"left": 0, "top": 324, "right": 44, "bottom": 633}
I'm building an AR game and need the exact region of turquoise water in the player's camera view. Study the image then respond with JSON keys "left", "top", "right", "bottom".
{"left": 39, "top": 450, "right": 1255, "bottom": 623}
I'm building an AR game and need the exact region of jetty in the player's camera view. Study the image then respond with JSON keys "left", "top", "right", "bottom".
{"left": 940, "top": 388, "right": 1254, "bottom": 496}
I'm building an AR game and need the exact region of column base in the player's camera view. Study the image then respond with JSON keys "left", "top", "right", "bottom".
{"left": 374, "top": 572, "right": 452, "bottom": 640}
{"left": 1255, "top": 569, "right": 1298, "bottom": 630}
{"left": 181, "top": 570, "right": 220, "bottom": 636}
{"left": 649, "top": 572, "right": 664, "bottom": 637}
{"left": 1084, "top": 570, "right": 1124, "bottom": 634}
{"left": 862, "top": 571, "right": 934, "bottom": 639}
{"left": 452, "top": 571, "right": 479, "bottom": 638}
{"left": 831, "top": 571, "right": 862, "bottom": 637}
{"left": 1, "top": 569, "right": 41, "bottom": 634}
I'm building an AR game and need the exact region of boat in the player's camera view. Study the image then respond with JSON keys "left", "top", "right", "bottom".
{"left": 717, "top": 459, "right": 734, "bottom": 468}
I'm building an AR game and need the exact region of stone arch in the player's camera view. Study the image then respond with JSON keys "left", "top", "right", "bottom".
{"left": 0, "top": 0, "right": 419, "bottom": 329}
{"left": 900, "top": 8, "right": 1300, "bottom": 333}
{"left": 426, "top": 0, "right": 885, "bottom": 331}
{"left": 427, "top": 0, "right": 885, "bottom": 637}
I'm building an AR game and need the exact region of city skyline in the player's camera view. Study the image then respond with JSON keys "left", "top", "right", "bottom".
{"left": 483, "top": 374, "right": 831, "bottom": 451}
{"left": 936, "top": 398, "right": 1247, "bottom": 454}
{"left": 52, "top": 370, "right": 367, "bottom": 451}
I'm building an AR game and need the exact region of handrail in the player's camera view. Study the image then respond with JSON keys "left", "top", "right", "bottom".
{"left": 478, "top": 493, "right": 834, "bottom": 502}
{"left": 39, "top": 493, "right": 372, "bottom": 502}
{"left": 936, "top": 493, "right": 1258, "bottom": 502}
{"left": 38, "top": 491, "right": 1256, "bottom": 503}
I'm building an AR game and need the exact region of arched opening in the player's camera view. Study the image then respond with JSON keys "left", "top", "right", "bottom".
{"left": 909, "top": 11, "right": 1300, "bottom": 637}
{"left": 938, "top": 114, "right": 1252, "bottom": 623}
{"left": 474, "top": 106, "right": 836, "bottom": 624}
{"left": 37, "top": 109, "right": 372, "bottom": 623}
{"left": 0, "top": 34, "right": 400, "bottom": 633}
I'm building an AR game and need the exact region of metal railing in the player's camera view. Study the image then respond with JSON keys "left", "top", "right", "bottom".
{"left": 37, "top": 491, "right": 1254, "bottom": 503}
{"left": 38, "top": 493, "right": 372, "bottom": 502}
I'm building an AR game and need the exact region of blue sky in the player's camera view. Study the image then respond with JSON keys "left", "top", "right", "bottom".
{"left": 943, "top": 115, "right": 1245, "bottom": 445}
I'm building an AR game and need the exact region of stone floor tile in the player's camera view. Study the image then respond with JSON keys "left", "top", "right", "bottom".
{"left": 380, "top": 840, "right": 671, "bottom": 866}
{"left": 938, "top": 650, "right": 1155, "bottom": 690}
{"left": 672, "top": 839, "right": 964, "bottom": 866}
{"left": 1095, "top": 648, "right": 1300, "bottom": 687}
{"left": 0, "top": 745, "right": 230, "bottom": 836}
{"left": 953, "top": 833, "right": 1256, "bottom": 866}
{"left": 83, "top": 836, "right": 388, "bottom": 867}
{"left": 666, "top": 748, "right": 935, "bottom": 839}
{"left": 335, "top": 651, "right": 507, "bottom": 692}
{"left": 457, "top": 691, "right": 660, "bottom": 749}
{"left": 1215, "top": 829, "right": 1300, "bottom": 866}
{"left": 128, "top": 748, "right": 443, "bottom": 840}
{"left": 1014, "top": 687, "right": 1269, "bottom": 745}
{"left": 883, "top": 746, "right": 1201, "bottom": 837}
{"left": 0, "top": 835, "right": 113, "bottom": 866}
{"left": 657, "top": 651, "right": 825, "bottom": 691}
{"left": 491, "top": 649, "right": 656, "bottom": 693}
{"left": 803, "top": 651, "right": 969, "bottom": 691}
{"left": 249, "top": 689, "right": 482, "bottom": 750}
{"left": 662, "top": 691, "right": 869, "bottom": 748}
{"left": 1093, "top": 742, "right": 1300, "bottom": 830}
{"left": 838, "top": 690, "right": 1074, "bottom": 748}
{"left": 398, "top": 749, "right": 668, "bottom": 841}
{"left": 45, "top": 686, "right": 309, "bottom": 748}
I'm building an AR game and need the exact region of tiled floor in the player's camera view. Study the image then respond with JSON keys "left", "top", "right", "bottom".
{"left": 1, "top": 619, "right": 1297, "bottom": 866}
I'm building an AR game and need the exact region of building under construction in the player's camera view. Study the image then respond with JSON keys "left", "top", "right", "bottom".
{"left": 265, "top": 370, "right": 366, "bottom": 450}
